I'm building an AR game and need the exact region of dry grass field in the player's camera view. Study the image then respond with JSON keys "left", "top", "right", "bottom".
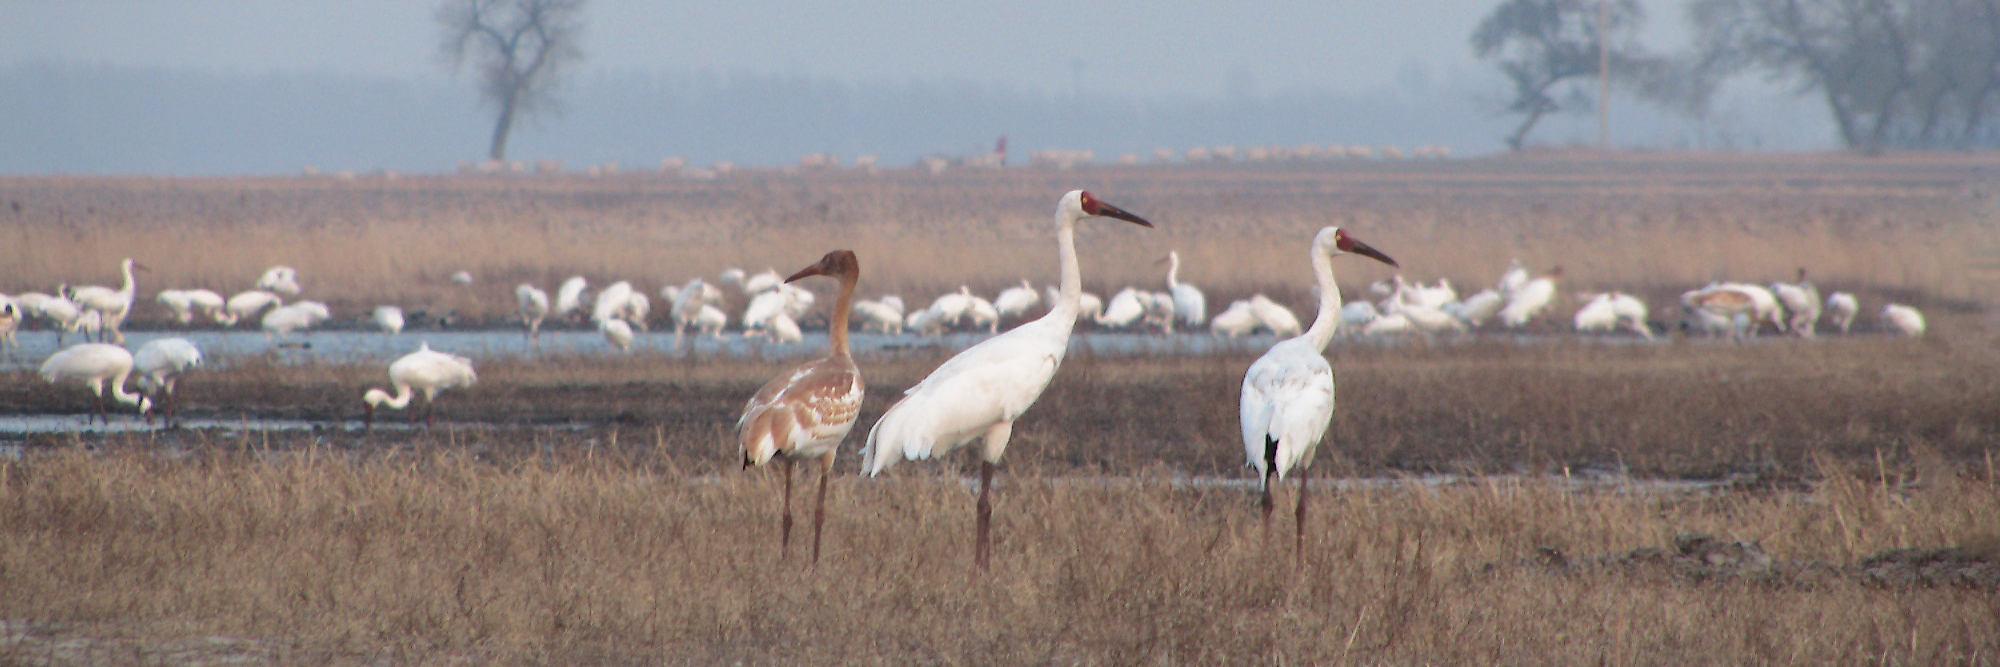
{"left": 1, "top": 154, "right": 1998, "bottom": 664}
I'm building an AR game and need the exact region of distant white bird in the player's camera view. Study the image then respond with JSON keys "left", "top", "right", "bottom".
{"left": 1573, "top": 293, "right": 1620, "bottom": 334}
{"left": 254, "top": 265, "right": 302, "bottom": 296}
{"left": 1141, "top": 291, "right": 1178, "bottom": 333}
{"left": 1162, "top": 250, "right": 1208, "bottom": 328}
{"left": 1241, "top": 227, "right": 1397, "bottom": 555}
{"left": 592, "top": 281, "right": 636, "bottom": 325}
{"left": 1049, "top": 286, "right": 1104, "bottom": 323}
{"left": 1387, "top": 300, "right": 1466, "bottom": 334}
{"left": 70, "top": 257, "right": 145, "bottom": 343}
{"left": 738, "top": 250, "right": 865, "bottom": 565}
{"left": 450, "top": 270, "right": 474, "bottom": 286}
{"left": 262, "top": 301, "right": 331, "bottom": 339}
{"left": 362, "top": 342, "right": 476, "bottom": 428}
{"left": 1497, "top": 259, "right": 1529, "bottom": 295}
{"left": 600, "top": 317, "right": 635, "bottom": 351}
{"left": 156, "top": 289, "right": 197, "bottom": 324}
{"left": 1606, "top": 292, "right": 1653, "bottom": 340}
{"left": 993, "top": 279, "right": 1041, "bottom": 323}
{"left": 622, "top": 292, "right": 652, "bottom": 331}
{"left": 766, "top": 312, "right": 803, "bottom": 345}
{"left": 217, "top": 290, "right": 283, "bottom": 327}
{"left": 1210, "top": 300, "right": 1260, "bottom": 337}
{"left": 852, "top": 297, "right": 905, "bottom": 335}
{"left": 964, "top": 294, "right": 1001, "bottom": 333}
{"left": 693, "top": 304, "right": 729, "bottom": 338}
{"left": 1339, "top": 300, "right": 1380, "bottom": 332}
{"left": 554, "top": 276, "right": 590, "bottom": 321}
{"left": 1498, "top": 266, "right": 1561, "bottom": 328}
{"left": 1771, "top": 268, "right": 1821, "bottom": 337}
{"left": 34, "top": 295, "right": 87, "bottom": 345}
{"left": 354, "top": 307, "right": 398, "bottom": 338}
{"left": 1360, "top": 312, "right": 1413, "bottom": 336}
{"left": 742, "top": 289, "right": 793, "bottom": 336}
{"left": 719, "top": 267, "right": 747, "bottom": 288}
{"left": 669, "top": 277, "right": 724, "bottom": 347}
{"left": 927, "top": 286, "right": 975, "bottom": 329}
{"left": 1096, "top": 287, "right": 1148, "bottom": 329}
{"left": 861, "top": 190, "right": 1152, "bottom": 571}
{"left": 1826, "top": 292, "right": 1859, "bottom": 334}
{"left": 0, "top": 297, "right": 17, "bottom": 349}
{"left": 134, "top": 337, "right": 201, "bottom": 427}
{"left": 742, "top": 268, "right": 784, "bottom": 295}
{"left": 1681, "top": 284, "right": 1762, "bottom": 341}
{"left": 1882, "top": 304, "right": 1925, "bottom": 337}
{"left": 1448, "top": 289, "right": 1505, "bottom": 328}
{"left": 40, "top": 343, "right": 150, "bottom": 424}
{"left": 1248, "top": 294, "right": 1302, "bottom": 337}
{"left": 184, "top": 289, "right": 225, "bottom": 322}
{"left": 516, "top": 283, "right": 550, "bottom": 348}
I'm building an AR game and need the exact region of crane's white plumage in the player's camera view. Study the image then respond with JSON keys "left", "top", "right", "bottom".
{"left": 134, "top": 337, "right": 201, "bottom": 426}
{"left": 860, "top": 190, "right": 1152, "bottom": 571}
{"left": 373, "top": 306, "right": 405, "bottom": 335}
{"left": 70, "top": 258, "right": 143, "bottom": 343}
{"left": 1210, "top": 299, "right": 1260, "bottom": 337}
{"left": 1882, "top": 303, "right": 1925, "bottom": 337}
{"left": 517, "top": 283, "right": 550, "bottom": 346}
{"left": 1163, "top": 251, "right": 1207, "bottom": 328}
{"left": 1240, "top": 226, "right": 1396, "bottom": 552}
{"left": 1248, "top": 294, "right": 1301, "bottom": 337}
{"left": 554, "top": 276, "right": 589, "bottom": 320}
{"left": 1826, "top": 291, "right": 1859, "bottom": 334}
{"left": 217, "top": 290, "right": 282, "bottom": 327}
{"left": 363, "top": 342, "right": 476, "bottom": 427}
{"left": 255, "top": 265, "right": 302, "bottom": 296}
{"left": 993, "top": 280, "right": 1040, "bottom": 323}
{"left": 41, "top": 343, "right": 151, "bottom": 423}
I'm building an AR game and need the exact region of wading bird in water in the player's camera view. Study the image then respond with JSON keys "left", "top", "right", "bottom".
{"left": 40, "top": 342, "right": 151, "bottom": 424}
{"left": 737, "top": 250, "right": 865, "bottom": 565}
{"left": 861, "top": 190, "right": 1153, "bottom": 572}
{"left": 134, "top": 337, "right": 202, "bottom": 428}
{"left": 1240, "top": 227, "right": 1397, "bottom": 560}
{"left": 363, "top": 342, "right": 476, "bottom": 429}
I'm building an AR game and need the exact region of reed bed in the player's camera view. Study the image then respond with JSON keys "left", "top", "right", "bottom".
{"left": 3, "top": 153, "right": 1996, "bottom": 327}
{"left": 0, "top": 441, "right": 1995, "bottom": 665}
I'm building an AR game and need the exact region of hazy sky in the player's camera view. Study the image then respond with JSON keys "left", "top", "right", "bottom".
{"left": 4, "top": 0, "right": 1538, "bottom": 98}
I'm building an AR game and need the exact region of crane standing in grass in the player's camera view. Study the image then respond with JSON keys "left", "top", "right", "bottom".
{"left": 737, "top": 250, "right": 865, "bottom": 566}
{"left": 363, "top": 342, "right": 477, "bottom": 429}
{"left": 861, "top": 190, "right": 1153, "bottom": 572}
{"left": 1240, "top": 227, "right": 1397, "bottom": 559}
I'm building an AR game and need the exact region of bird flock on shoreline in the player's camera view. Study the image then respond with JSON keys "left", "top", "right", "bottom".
{"left": 0, "top": 190, "right": 1940, "bottom": 571}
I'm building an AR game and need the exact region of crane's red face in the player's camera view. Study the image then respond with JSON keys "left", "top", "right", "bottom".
{"left": 1079, "top": 191, "right": 1154, "bottom": 228}
{"left": 1334, "top": 229, "right": 1399, "bottom": 268}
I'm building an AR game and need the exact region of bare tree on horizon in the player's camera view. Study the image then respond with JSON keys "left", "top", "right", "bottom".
{"left": 438, "top": 0, "right": 585, "bottom": 162}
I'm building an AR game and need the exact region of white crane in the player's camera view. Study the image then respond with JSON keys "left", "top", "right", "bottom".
{"left": 1248, "top": 294, "right": 1302, "bottom": 337}
{"left": 1607, "top": 292, "right": 1653, "bottom": 340}
{"left": 993, "top": 279, "right": 1041, "bottom": 324}
{"left": 1681, "top": 284, "right": 1762, "bottom": 341}
{"left": 70, "top": 257, "right": 145, "bottom": 343}
{"left": 216, "top": 290, "right": 283, "bottom": 327}
{"left": 0, "top": 297, "right": 15, "bottom": 350}
{"left": 1047, "top": 286, "right": 1104, "bottom": 323}
{"left": 766, "top": 311, "right": 804, "bottom": 345}
{"left": 861, "top": 190, "right": 1152, "bottom": 571}
{"left": 1162, "top": 250, "right": 1208, "bottom": 328}
{"left": 1240, "top": 226, "right": 1397, "bottom": 557}
{"left": 1210, "top": 300, "right": 1260, "bottom": 337}
{"left": 592, "top": 280, "right": 636, "bottom": 325}
{"left": 255, "top": 265, "right": 302, "bottom": 296}
{"left": 449, "top": 270, "right": 474, "bottom": 286}
{"left": 964, "top": 293, "right": 1001, "bottom": 333}
{"left": 33, "top": 294, "right": 87, "bottom": 346}
{"left": 134, "top": 337, "right": 201, "bottom": 427}
{"left": 156, "top": 289, "right": 197, "bottom": 324}
{"left": 1826, "top": 292, "right": 1859, "bottom": 334}
{"left": 738, "top": 250, "right": 865, "bottom": 565}
{"left": 1770, "top": 268, "right": 1821, "bottom": 337}
{"left": 600, "top": 317, "right": 635, "bottom": 351}
{"left": 40, "top": 343, "right": 151, "bottom": 424}
{"left": 1498, "top": 266, "right": 1561, "bottom": 328}
{"left": 852, "top": 297, "right": 905, "bottom": 335}
{"left": 741, "top": 268, "right": 784, "bottom": 296}
{"left": 669, "top": 278, "right": 723, "bottom": 348}
{"left": 554, "top": 276, "right": 590, "bottom": 321}
{"left": 363, "top": 342, "right": 476, "bottom": 428}
{"left": 184, "top": 289, "right": 225, "bottom": 323}
{"left": 1447, "top": 289, "right": 1505, "bottom": 328}
{"left": 1096, "top": 287, "right": 1148, "bottom": 328}
{"left": 373, "top": 306, "right": 405, "bottom": 335}
{"left": 517, "top": 283, "right": 550, "bottom": 348}
{"left": 1339, "top": 300, "right": 1380, "bottom": 332}
{"left": 1882, "top": 304, "right": 1925, "bottom": 337}
{"left": 1496, "top": 258, "right": 1529, "bottom": 295}
{"left": 262, "top": 301, "right": 331, "bottom": 340}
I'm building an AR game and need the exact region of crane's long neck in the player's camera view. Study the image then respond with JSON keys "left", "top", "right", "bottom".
{"left": 829, "top": 269, "right": 857, "bottom": 359}
{"left": 1047, "top": 217, "right": 1082, "bottom": 329}
{"left": 1300, "top": 245, "right": 1343, "bottom": 352}
{"left": 1166, "top": 253, "right": 1182, "bottom": 288}
{"left": 377, "top": 382, "right": 415, "bottom": 409}
{"left": 117, "top": 261, "right": 136, "bottom": 300}
{"left": 107, "top": 367, "right": 144, "bottom": 407}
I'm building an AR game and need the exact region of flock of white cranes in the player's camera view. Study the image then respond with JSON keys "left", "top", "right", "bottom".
{"left": 0, "top": 190, "right": 1951, "bottom": 573}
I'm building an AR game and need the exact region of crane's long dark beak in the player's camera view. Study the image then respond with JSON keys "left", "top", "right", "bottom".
{"left": 1350, "top": 240, "right": 1399, "bottom": 269}
{"left": 784, "top": 264, "right": 824, "bottom": 283}
{"left": 1093, "top": 200, "right": 1154, "bottom": 228}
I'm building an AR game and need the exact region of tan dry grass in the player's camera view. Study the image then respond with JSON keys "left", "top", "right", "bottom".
{"left": 3, "top": 154, "right": 1997, "bottom": 326}
{"left": 0, "top": 443, "right": 1995, "bottom": 665}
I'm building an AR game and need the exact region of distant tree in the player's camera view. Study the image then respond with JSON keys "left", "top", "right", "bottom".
{"left": 1472, "top": 0, "right": 1664, "bottom": 150}
{"left": 437, "top": 0, "right": 586, "bottom": 162}
{"left": 1689, "top": 0, "right": 2000, "bottom": 152}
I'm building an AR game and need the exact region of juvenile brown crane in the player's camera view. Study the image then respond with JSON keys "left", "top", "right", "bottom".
{"left": 737, "top": 250, "right": 865, "bottom": 565}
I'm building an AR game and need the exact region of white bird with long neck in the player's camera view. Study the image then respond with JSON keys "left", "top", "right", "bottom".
{"left": 517, "top": 284, "right": 550, "bottom": 348}
{"left": 1161, "top": 250, "right": 1208, "bottom": 328}
{"left": 738, "top": 250, "right": 865, "bottom": 566}
{"left": 40, "top": 343, "right": 152, "bottom": 424}
{"left": 70, "top": 257, "right": 146, "bottom": 343}
{"left": 1240, "top": 226, "right": 1397, "bottom": 559}
{"left": 134, "top": 337, "right": 202, "bottom": 427}
{"left": 861, "top": 190, "right": 1153, "bottom": 572}
{"left": 362, "top": 342, "right": 477, "bottom": 429}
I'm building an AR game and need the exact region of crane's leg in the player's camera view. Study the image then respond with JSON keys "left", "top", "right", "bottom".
{"left": 1295, "top": 464, "right": 1309, "bottom": 565}
{"left": 1261, "top": 435, "right": 1279, "bottom": 543}
{"left": 780, "top": 457, "right": 795, "bottom": 560}
{"left": 976, "top": 459, "right": 994, "bottom": 573}
{"left": 92, "top": 390, "right": 106, "bottom": 425}
{"left": 812, "top": 450, "right": 833, "bottom": 567}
